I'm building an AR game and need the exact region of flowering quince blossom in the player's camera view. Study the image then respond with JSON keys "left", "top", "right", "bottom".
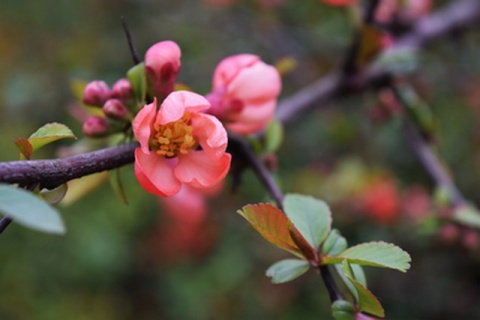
{"left": 144, "top": 40, "right": 181, "bottom": 101}
{"left": 205, "top": 54, "right": 281, "bottom": 135}
{"left": 133, "top": 90, "right": 231, "bottom": 197}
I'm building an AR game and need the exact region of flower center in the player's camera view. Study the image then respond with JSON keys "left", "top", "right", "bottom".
{"left": 150, "top": 112, "right": 197, "bottom": 158}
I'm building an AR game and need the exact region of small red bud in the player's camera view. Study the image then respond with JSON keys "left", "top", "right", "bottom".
{"left": 102, "top": 99, "right": 131, "bottom": 121}
{"left": 82, "top": 116, "right": 110, "bottom": 137}
{"left": 82, "top": 80, "right": 111, "bottom": 107}
{"left": 111, "top": 78, "right": 135, "bottom": 102}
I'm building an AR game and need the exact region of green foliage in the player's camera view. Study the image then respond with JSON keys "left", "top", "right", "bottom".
{"left": 127, "top": 63, "right": 147, "bottom": 106}
{"left": 13, "top": 122, "right": 76, "bottom": 159}
{"left": 266, "top": 259, "right": 310, "bottom": 284}
{"left": 323, "top": 242, "right": 411, "bottom": 272}
{"left": 452, "top": 204, "right": 480, "bottom": 229}
{"left": 340, "top": 260, "right": 384, "bottom": 317}
{"left": 0, "top": 184, "right": 65, "bottom": 234}
{"left": 283, "top": 194, "right": 332, "bottom": 250}
{"left": 322, "top": 229, "right": 348, "bottom": 256}
{"left": 264, "top": 119, "right": 284, "bottom": 153}
{"left": 238, "top": 193, "right": 411, "bottom": 318}
{"left": 331, "top": 300, "right": 355, "bottom": 320}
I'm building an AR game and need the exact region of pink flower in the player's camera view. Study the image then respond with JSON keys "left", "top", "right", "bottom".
{"left": 206, "top": 54, "right": 281, "bottom": 135}
{"left": 160, "top": 183, "right": 223, "bottom": 223}
{"left": 133, "top": 90, "right": 231, "bottom": 197}
{"left": 144, "top": 40, "right": 181, "bottom": 101}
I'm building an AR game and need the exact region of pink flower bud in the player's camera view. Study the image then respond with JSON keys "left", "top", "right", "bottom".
{"left": 82, "top": 116, "right": 110, "bottom": 137}
{"left": 144, "top": 41, "right": 181, "bottom": 101}
{"left": 205, "top": 54, "right": 281, "bottom": 135}
{"left": 111, "top": 78, "right": 135, "bottom": 102}
{"left": 102, "top": 99, "right": 131, "bottom": 121}
{"left": 82, "top": 80, "right": 111, "bottom": 107}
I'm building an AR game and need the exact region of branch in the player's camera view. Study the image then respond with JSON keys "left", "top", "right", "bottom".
{"left": 1, "top": 0, "right": 479, "bottom": 188}
{"left": 0, "top": 142, "right": 138, "bottom": 189}
{"left": 228, "top": 134, "right": 284, "bottom": 209}
{"left": 276, "top": 0, "right": 480, "bottom": 124}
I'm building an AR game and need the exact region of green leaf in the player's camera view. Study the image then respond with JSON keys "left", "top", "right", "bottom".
{"left": 40, "top": 184, "right": 68, "bottom": 204}
{"left": 266, "top": 259, "right": 310, "bottom": 284}
{"left": 322, "top": 229, "right": 348, "bottom": 255}
{"left": 451, "top": 204, "right": 480, "bottom": 229}
{"left": 283, "top": 194, "right": 332, "bottom": 250}
{"left": 0, "top": 184, "right": 65, "bottom": 234}
{"left": 28, "top": 123, "right": 77, "bottom": 154}
{"left": 340, "top": 260, "right": 385, "bottom": 318}
{"left": 264, "top": 119, "right": 284, "bottom": 153}
{"left": 323, "top": 242, "right": 411, "bottom": 272}
{"left": 127, "top": 63, "right": 146, "bottom": 104}
{"left": 331, "top": 300, "right": 355, "bottom": 320}
{"left": 237, "top": 203, "right": 304, "bottom": 258}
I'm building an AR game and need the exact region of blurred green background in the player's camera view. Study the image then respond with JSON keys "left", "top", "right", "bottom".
{"left": 2, "top": 0, "right": 480, "bottom": 319}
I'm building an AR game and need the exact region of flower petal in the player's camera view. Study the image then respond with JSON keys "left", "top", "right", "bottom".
{"left": 135, "top": 148, "right": 181, "bottom": 196}
{"left": 175, "top": 151, "right": 231, "bottom": 189}
{"left": 227, "top": 62, "right": 281, "bottom": 103}
{"left": 212, "top": 54, "right": 260, "bottom": 89}
{"left": 133, "top": 99, "right": 157, "bottom": 153}
{"left": 157, "top": 91, "right": 210, "bottom": 125}
{"left": 227, "top": 100, "right": 276, "bottom": 134}
{"left": 191, "top": 113, "right": 228, "bottom": 159}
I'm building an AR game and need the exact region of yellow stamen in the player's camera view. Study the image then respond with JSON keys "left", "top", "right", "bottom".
{"left": 150, "top": 112, "right": 197, "bottom": 158}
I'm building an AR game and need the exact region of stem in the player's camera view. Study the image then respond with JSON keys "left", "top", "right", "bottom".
{"left": 0, "top": 142, "right": 138, "bottom": 190}
{"left": 228, "top": 134, "right": 284, "bottom": 209}
{"left": 320, "top": 265, "right": 343, "bottom": 302}
{"left": 404, "top": 120, "right": 466, "bottom": 207}
{"left": 276, "top": 0, "right": 480, "bottom": 125}
{"left": 228, "top": 134, "right": 344, "bottom": 302}
{"left": 0, "top": 217, "right": 12, "bottom": 234}
{"left": 121, "top": 17, "right": 140, "bottom": 65}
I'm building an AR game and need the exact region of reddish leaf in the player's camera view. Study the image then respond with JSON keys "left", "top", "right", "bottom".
{"left": 237, "top": 203, "right": 305, "bottom": 259}
{"left": 13, "top": 138, "right": 33, "bottom": 159}
{"left": 288, "top": 221, "right": 319, "bottom": 264}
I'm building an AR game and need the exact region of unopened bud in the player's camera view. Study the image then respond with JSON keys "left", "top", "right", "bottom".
{"left": 145, "top": 41, "right": 181, "bottom": 101}
{"left": 82, "top": 116, "right": 110, "bottom": 137}
{"left": 111, "top": 78, "right": 135, "bottom": 102}
{"left": 83, "top": 80, "right": 111, "bottom": 107}
{"left": 102, "top": 99, "right": 132, "bottom": 121}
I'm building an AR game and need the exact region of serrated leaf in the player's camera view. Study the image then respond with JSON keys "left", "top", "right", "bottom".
{"left": 283, "top": 194, "right": 332, "bottom": 250}
{"left": 322, "top": 229, "right": 348, "bottom": 255}
{"left": 237, "top": 203, "right": 304, "bottom": 258}
{"left": 127, "top": 63, "right": 146, "bottom": 104}
{"left": 452, "top": 204, "right": 480, "bottom": 229}
{"left": 341, "top": 260, "right": 385, "bottom": 317}
{"left": 266, "top": 259, "right": 310, "bottom": 284}
{"left": 264, "top": 119, "right": 284, "bottom": 153}
{"left": 0, "top": 184, "right": 65, "bottom": 234}
{"left": 323, "top": 242, "right": 411, "bottom": 272}
{"left": 27, "top": 123, "right": 77, "bottom": 157}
